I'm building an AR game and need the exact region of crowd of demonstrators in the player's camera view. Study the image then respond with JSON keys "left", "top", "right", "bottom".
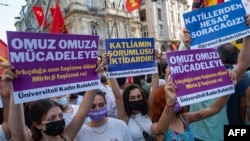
{"left": 0, "top": 14, "right": 249, "bottom": 141}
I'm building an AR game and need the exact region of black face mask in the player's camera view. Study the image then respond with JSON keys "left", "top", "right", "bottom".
{"left": 128, "top": 99, "right": 145, "bottom": 111}
{"left": 43, "top": 119, "right": 65, "bottom": 136}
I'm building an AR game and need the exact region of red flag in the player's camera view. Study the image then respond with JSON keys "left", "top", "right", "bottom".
{"left": 50, "top": 1, "right": 69, "bottom": 34}
{"left": 50, "top": 8, "right": 55, "bottom": 17}
{"left": 32, "top": 6, "right": 48, "bottom": 27}
{"left": 192, "top": 0, "right": 224, "bottom": 10}
{"left": 125, "top": 0, "right": 141, "bottom": 13}
{"left": 0, "top": 39, "right": 8, "bottom": 76}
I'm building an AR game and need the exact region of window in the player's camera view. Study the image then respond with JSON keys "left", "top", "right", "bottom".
{"left": 114, "top": 23, "right": 119, "bottom": 38}
{"left": 139, "top": 10, "right": 146, "bottom": 22}
{"left": 91, "top": 24, "right": 98, "bottom": 35}
{"left": 170, "top": 25, "right": 174, "bottom": 38}
{"left": 141, "top": 26, "right": 148, "bottom": 37}
{"left": 121, "top": 0, "right": 125, "bottom": 10}
{"left": 158, "top": 8, "right": 162, "bottom": 21}
{"left": 130, "top": 28, "right": 135, "bottom": 37}
{"left": 177, "top": 13, "right": 180, "bottom": 23}
{"left": 104, "top": 0, "right": 107, "bottom": 7}
{"left": 88, "top": 0, "right": 94, "bottom": 7}
{"left": 141, "top": 0, "right": 145, "bottom": 5}
{"left": 124, "top": 24, "right": 128, "bottom": 37}
{"left": 106, "top": 23, "right": 110, "bottom": 37}
{"left": 170, "top": 10, "right": 174, "bottom": 22}
{"left": 161, "top": 45, "right": 166, "bottom": 52}
{"left": 159, "top": 24, "right": 163, "bottom": 36}
{"left": 65, "top": 0, "right": 70, "bottom": 5}
{"left": 111, "top": 2, "right": 115, "bottom": 8}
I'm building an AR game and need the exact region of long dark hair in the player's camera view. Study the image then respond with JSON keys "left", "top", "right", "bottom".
{"left": 96, "top": 89, "right": 107, "bottom": 103}
{"left": 122, "top": 84, "right": 148, "bottom": 117}
{"left": 29, "top": 99, "right": 63, "bottom": 141}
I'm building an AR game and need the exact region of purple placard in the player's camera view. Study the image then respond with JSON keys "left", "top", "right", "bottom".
{"left": 166, "top": 48, "right": 235, "bottom": 106}
{"left": 7, "top": 31, "right": 101, "bottom": 104}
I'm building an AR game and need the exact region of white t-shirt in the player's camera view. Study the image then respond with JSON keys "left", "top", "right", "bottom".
{"left": 63, "top": 105, "right": 91, "bottom": 141}
{"left": 128, "top": 113, "right": 153, "bottom": 141}
{"left": 0, "top": 125, "right": 7, "bottom": 141}
{"left": 80, "top": 118, "right": 132, "bottom": 141}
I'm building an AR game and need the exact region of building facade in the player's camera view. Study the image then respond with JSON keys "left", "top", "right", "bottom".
{"left": 15, "top": 0, "right": 189, "bottom": 54}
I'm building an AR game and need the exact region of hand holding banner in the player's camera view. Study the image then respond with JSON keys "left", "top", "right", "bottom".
{"left": 166, "top": 48, "right": 234, "bottom": 106}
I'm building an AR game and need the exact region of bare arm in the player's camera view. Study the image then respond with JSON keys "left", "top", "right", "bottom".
{"left": 148, "top": 49, "right": 161, "bottom": 111}
{"left": 8, "top": 91, "right": 29, "bottom": 141}
{"left": 1, "top": 97, "right": 11, "bottom": 140}
{"left": 233, "top": 36, "right": 250, "bottom": 82}
{"left": 64, "top": 56, "right": 106, "bottom": 140}
{"left": 151, "top": 81, "right": 176, "bottom": 135}
{"left": 0, "top": 80, "right": 11, "bottom": 140}
{"left": 233, "top": 14, "right": 250, "bottom": 82}
{"left": 64, "top": 89, "right": 96, "bottom": 140}
{"left": 148, "top": 73, "right": 159, "bottom": 111}
{"left": 184, "top": 70, "right": 236, "bottom": 123}
{"left": 184, "top": 95, "right": 230, "bottom": 123}
{"left": 109, "top": 78, "right": 129, "bottom": 123}
{"left": 1, "top": 62, "right": 29, "bottom": 141}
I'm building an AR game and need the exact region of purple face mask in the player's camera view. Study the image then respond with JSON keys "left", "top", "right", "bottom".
{"left": 88, "top": 106, "right": 107, "bottom": 121}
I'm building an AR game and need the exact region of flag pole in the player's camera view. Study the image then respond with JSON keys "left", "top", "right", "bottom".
{"left": 110, "top": 0, "right": 122, "bottom": 37}
{"left": 40, "top": 0, "right": 52, "bottom": 32}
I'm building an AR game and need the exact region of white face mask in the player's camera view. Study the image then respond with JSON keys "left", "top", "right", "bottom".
{"left": 51, "top": 95, "right": 69, "bottom": 108}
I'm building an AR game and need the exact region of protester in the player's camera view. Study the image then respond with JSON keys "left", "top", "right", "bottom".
{"left": 217, "top": 43, "right": 250, "bottom": 125}
{"left": 237, "top": 70, "right": 250, "bottom": 124}
{"left": 232, "top": 15, "right": 250, "bottom": 124}
{"left": 80, "top": 89, "right": 132, "bottom": 141}
{"left": 188, "top": 43, "right": 244, "bottom": 140}
{"left": 150, "top": 68, "right": 236, "bottom": 141}
{"left": 104, "top": 49, "right": 176, "bottom": 141}
{"left": 1, "top": 61, "right": 105, "bottom": 141}
{"left": 51, "top": 94, "right": 91, "bottom": 141}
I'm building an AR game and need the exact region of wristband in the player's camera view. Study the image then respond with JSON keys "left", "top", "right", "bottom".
{"left": 165, "top": 101, "right": 176, "bottom": 114}
{"left": 165, "top": 101, "right": 181, "bottom": 114}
